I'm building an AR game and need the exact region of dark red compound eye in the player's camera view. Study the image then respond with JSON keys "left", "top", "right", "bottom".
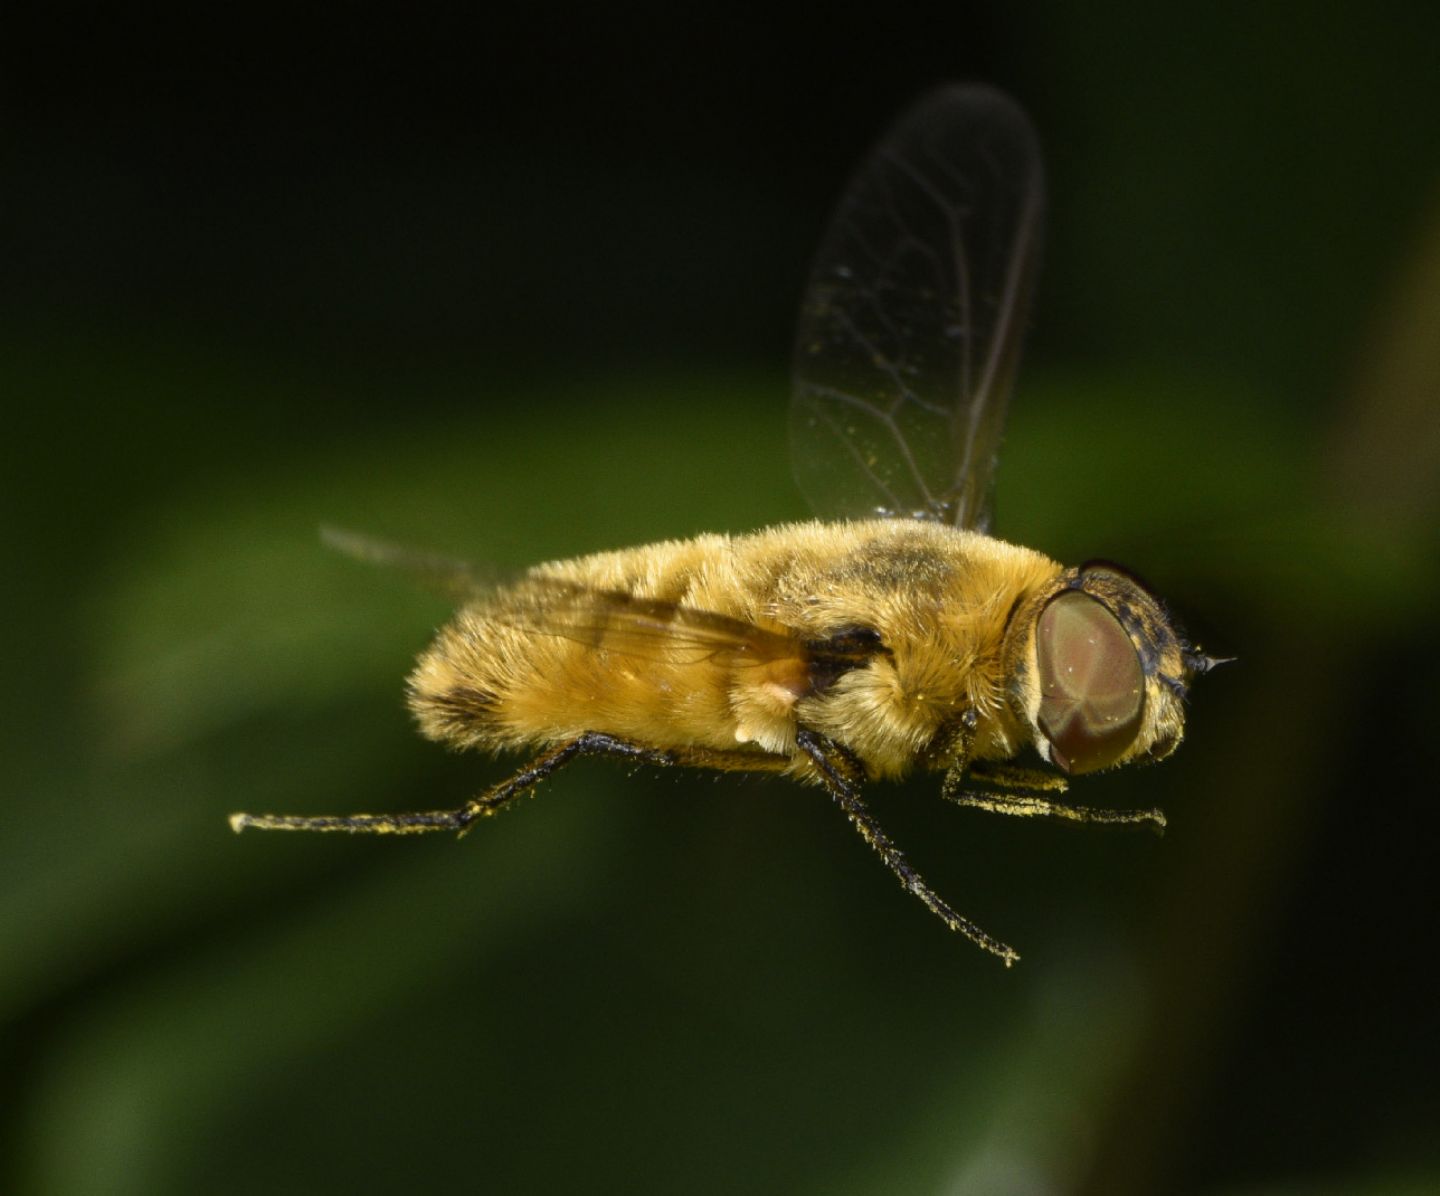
{"left": 1035, "top": 591, "right": 1144, "bottom": 774}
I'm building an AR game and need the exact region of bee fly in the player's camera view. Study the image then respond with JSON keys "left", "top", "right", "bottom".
{"left": 232, "top": 85, "right": 1222, "bottom": 965}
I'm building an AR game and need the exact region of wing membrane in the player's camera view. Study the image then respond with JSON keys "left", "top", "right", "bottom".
{"left": 496, "top": 581, "right": 802, "bottom": 667}
{"left": 321, "top": 526, "right": 495, "bottom": 599}
{"left": 791, "top": 84, "right": 1045, "bottom": 530}
{"left": 322, "top": 533, "right": 797, "bottom": 668}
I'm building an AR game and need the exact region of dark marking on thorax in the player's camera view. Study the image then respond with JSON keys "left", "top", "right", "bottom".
{"left": 803, "top": 624, "right": 890, "bottom": 696}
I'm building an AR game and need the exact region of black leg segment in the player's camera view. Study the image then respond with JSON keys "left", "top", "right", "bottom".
{"left": 795, "top": 728, "right": 1020, "bottom": 966}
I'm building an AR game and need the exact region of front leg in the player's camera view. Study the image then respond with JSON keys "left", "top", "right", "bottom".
{"left": 934, "top": 713, "right": 1165, "bottom": 833}
{"left": 795, "top": 728, "right": 1019, "bottom": 966}
{"left": 942, "top": 786, "right": 1167, "bottom": 832}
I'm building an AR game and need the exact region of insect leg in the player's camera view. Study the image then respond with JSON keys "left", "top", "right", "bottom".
{"left": 794, "top": 728, "right": 1020, "bottom": 966}
{"left": 941, "top": 766, "right": 1166, "bottom": 833}
{"left": 229, "top": 733, "right": 790, "bottom": 837}
{"left": 929, "top": 710, "right": 1164, "bottom": 831}
{"left": 230, "top": 738, "right": 594, "bottom": 836}
{"left": 966, "top": 761, "right": 1071, "bottom": 794}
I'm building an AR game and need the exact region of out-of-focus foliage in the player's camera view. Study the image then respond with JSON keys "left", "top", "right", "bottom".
{"left": 4, "top": 4, "right": 1437, "bottom": 1194}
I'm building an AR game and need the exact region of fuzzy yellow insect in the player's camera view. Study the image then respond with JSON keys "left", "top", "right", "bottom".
{"left": 232, "top": 86, "right": 1220, "bottom": 965}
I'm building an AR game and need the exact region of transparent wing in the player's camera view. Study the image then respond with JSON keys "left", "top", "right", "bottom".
{"left": 323, "top": 530, "right": 801, "bottom": 667}
{"left": 791, "top": 84, "right": 1045, "bottom": 530}
{"left": 496, "top": 580, "right": 803, "bottom": 667}
{"left": 493, "top": 581, "right": 883, "bottom": 681}
{"left": 320, "top": 526, "right": 496, "bottom": 600}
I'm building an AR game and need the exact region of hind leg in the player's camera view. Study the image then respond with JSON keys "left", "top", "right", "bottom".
{"left": 230, "top": 732, "right": 788, "bottom": 836}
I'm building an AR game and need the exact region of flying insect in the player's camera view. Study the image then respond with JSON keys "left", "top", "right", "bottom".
{"left": 232, "top": 85, "right": 1219, "bottom": 965}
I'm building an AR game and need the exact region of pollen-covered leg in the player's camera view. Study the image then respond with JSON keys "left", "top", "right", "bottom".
{"left": 795, "top": 728, "right": 1020, "bottom": 967}
{"left": 230, "top": 738, "right": 593, "bottom": 836}
{"left": 965, "top": 761, "right": 1071, "bottom": 794}
{"left": 229, "top": 732, "right": 790, "bottom": 837}
{"left": 941, "top": 765, "right": 1166, "bottom": 833}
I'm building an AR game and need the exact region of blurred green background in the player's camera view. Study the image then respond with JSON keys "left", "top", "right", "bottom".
{"left": 5, "top": 3, "right": 1438, "bottom": 1194}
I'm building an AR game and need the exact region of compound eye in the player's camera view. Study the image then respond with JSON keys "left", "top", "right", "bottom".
{"left": 1035, "top": 591, "right": 1144, "bottom": 774}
